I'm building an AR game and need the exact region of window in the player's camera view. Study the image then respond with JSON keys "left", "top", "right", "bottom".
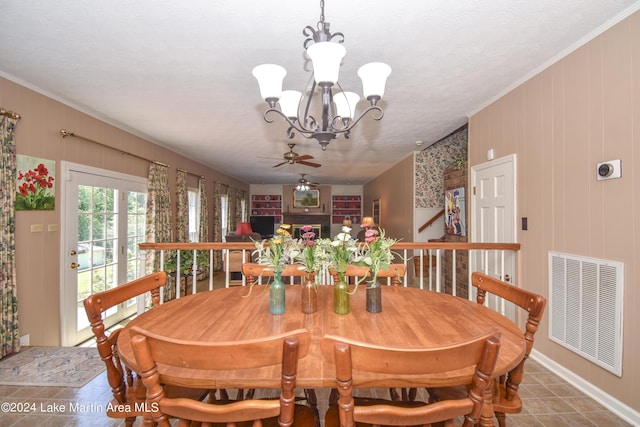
{"left": 188, "top": 187, "right": 201, "bottom": 242}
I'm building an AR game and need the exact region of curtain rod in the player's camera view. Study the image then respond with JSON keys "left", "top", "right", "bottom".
{"left": 60, "top": 129, "right": 168, "bottom": 167}
{"left": 1, "top": 108, "right": 21, "bottom": 119}
{"left": 177, "top": 168, "right": 205, "bottom": 179}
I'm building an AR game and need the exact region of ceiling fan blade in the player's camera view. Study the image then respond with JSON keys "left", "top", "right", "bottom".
{"left": 297, "top": 160, "right": 321, "bottom": 168}
{"left": 294, "top": 154, "right": 314, "bottom": 161}
{"left": 272, "top": 161, "right": 288, "bottom": 168}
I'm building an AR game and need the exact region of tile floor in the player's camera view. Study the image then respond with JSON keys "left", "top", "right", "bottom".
{"left": 0, "top": 355, "right": 632, "bottom": 426}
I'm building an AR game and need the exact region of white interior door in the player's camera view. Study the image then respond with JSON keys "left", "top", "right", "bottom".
{"left": 471, "top": 154, "right": 517, "bottom": 315}
{"left": 60, "top": 162, "right": 147, "bottom": 346}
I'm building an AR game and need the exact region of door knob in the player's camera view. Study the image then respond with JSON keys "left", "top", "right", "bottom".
{"left": 70, "top": 262, "right": 80, "bottom": 269}
{"left": 70, "top": 250, "right": 77, "bottom": 256}
{"left": 504, "top": 274, "right": 511, "bottom": 282}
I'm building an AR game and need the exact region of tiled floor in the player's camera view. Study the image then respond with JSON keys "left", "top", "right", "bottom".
{"left": 0, "top": 356, "right": 632, "bottom": 426}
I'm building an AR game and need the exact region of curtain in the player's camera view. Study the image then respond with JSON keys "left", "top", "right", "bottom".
{"left": 0, "top": 115, "right": 20, "bottom": 358}
{"left": 213, "top": 182, "right": 223, "bottom": 270}
{"left": 175, "top": 169, "right": 188, "bottom": 242}
{"left": 145, "top": 163, "right": 174, "bottom": 297}
{"left": 234, "top": 188, "right": 245, "bottom": 224}
{"left": 198, "top": 177, "right": 209, "bottom": 242}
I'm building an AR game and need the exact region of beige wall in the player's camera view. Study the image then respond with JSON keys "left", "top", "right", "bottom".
{"left": 363, "top": 154, "right": 415, "bottom": 243}
{"left": 1, "top": 76, "right": 248, "bottom": 346}
{"left": 468, "top": 11, "right": 639, "bottom": 412}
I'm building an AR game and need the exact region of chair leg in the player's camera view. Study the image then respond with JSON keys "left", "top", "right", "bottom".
{"left": 389, "top": 388, "right": 401, "bottom": 401}
{"left": 496, "top": 411, "right": 507, "bottom": 427}
{"left": 303, "top": 389, "right": 320, "bottom": 427}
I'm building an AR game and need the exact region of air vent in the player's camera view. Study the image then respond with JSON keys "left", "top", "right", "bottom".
{"left": 548, "top": 252, "right": 623, "bottom": 376}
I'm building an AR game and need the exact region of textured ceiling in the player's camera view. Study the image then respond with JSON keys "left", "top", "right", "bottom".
{"left": 1, "top": 1, "right": 639, "bottom": 185}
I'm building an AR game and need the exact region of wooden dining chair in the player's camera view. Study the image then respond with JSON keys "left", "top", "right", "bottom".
{"left": 130, "top": 327, "right": 316, "bottom": 427}
{"left": 428, "top": 272, "right": 547, "bottom": 427}
{"left": 321, "top": 331, "right": 501, "bottom": 427}
{"left": 329, "top": 265, "right": 370, "bottom": 285}
{"left": 83, "top": 272, "right": 211, "bottom": 427}
{"left": 375, "top": 263, "right": 406, "bottom": 286}
{"left": 241, "top": 262, "right": 319, "bottom": 425}
{"left": 243, "top": 262, "right": 306, "bottom": 285}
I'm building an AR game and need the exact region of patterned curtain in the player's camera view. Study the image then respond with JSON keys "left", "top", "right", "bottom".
{"left": 235, "top": 188, "right": 245, "bottom": 224}
{"left": 175, "top": 169, "right": 188, "bottom": 242}
{"left": 145, "top": 163, "right": 174, "bottom": 296}
{"left": 198, "top": 177, "right": 209, "bottom": 242}
{"left": 213, "top": 182, "right": 223, "bottom": 270}
{"left": 0, "top": 115, "right": 20, "bottom": 358}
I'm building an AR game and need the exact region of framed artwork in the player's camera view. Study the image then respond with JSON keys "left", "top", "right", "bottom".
{"left": 293, "top": 189, "right": 320, "bottom": 208}
{"left": 372, "top": 198, "right": 381, "bottom": 227}
{"left": 445, "top": 187, "right": 466, "bottom": 236}
{"left": 15, "top": 154, "right": 56, "bottom": 210}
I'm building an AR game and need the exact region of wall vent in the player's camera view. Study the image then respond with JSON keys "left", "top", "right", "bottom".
{"left": 548, "top": 252, "right": 623, "bottom": 376}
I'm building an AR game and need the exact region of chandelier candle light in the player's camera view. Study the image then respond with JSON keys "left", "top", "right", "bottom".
{"left": 252, "top": 0, "right": 391, "bottom": 150}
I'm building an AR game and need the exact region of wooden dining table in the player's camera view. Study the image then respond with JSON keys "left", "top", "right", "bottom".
{"left": 117, "top": 284, "right": 526, "bottom": 425}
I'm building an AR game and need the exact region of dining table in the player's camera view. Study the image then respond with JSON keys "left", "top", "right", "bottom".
{"left": 117, "top": 283, "right": 526, "bottom": 426}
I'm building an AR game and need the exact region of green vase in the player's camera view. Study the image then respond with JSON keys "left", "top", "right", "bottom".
{"left": 334, "top": 272, "right": 350, "bottom": 315}
{"left": 270, "top": 271, "right": 285, "bottom": 314}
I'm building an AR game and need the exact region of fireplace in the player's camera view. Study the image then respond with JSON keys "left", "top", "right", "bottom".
{"left": 283, "top": 214, "right": 330, "bottom": 238}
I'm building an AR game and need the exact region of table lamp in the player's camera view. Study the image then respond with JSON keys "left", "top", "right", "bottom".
{"left": 235, "top": 222, "right": 253, "bottom": 236}
{"left": 361, "top": 217, "right": 375, "bottom": 228}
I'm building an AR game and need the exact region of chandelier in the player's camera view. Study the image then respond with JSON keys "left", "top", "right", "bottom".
{"left": 252, "top": 0, "right": 391, "bottom": 150}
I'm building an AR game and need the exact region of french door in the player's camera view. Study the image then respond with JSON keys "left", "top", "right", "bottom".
{"left": 60, "top": 162, "right": 147, "bottom": 346}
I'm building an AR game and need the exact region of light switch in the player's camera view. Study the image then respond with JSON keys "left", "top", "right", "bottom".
{"left": 30, "top": 224, "right": 43, "bottom": 232}
{"left": 48, "top": 224, "right": 59, "bottom": 232}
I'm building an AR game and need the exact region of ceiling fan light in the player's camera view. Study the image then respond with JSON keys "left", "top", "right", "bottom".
{"left": 252, "top": 64, "right": 287, "bottom": 101}
{"left": 306, "top": 42, "right": 346, "bottom": 85}
{"left": 279, "top": 90, "right": 302, "bottom": 119}
{"left": 334, "top": 91, "right": 360, "bottom": 119}
{"left": 357, "top": 62, "right": 391, "bottom": 99}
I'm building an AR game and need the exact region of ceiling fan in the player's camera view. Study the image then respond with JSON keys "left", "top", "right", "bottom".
{"left": 272, "top": 143, "right": 321, "bottom": 168}
{"left": 296, "top": 173, "right": 319, "bottom": 190}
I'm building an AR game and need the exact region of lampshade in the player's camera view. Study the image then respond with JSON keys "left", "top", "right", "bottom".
{"left": 357, "top": 62, "right": 392, "bottom": 99}
{"left": 306, "top": 42, "right": 347, "bottom": 85}
{"left": 361, "top": 217, "right": 375, "bottom": 227}
{"left": 235, "top": 222, "right": 253, "bottom": 236}
{"left": 279, "top": 90, "right": 302, "bottom": 119}
{"left": 334, "top": 91, "right": 360, "bottom": 119}
{"left": 342, "top": 217, "right": 353, "bottom": 227}
{"left": 252, "top": 64, "right": 287, "bottom": 101}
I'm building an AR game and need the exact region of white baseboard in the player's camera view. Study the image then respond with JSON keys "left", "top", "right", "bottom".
{"left": 531, "top": 349, "right": 639, "bottom": 426}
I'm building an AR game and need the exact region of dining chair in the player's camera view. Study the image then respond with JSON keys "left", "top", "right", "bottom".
{"left": 375, "top": 263, "right": 406, "bottom": 286}
{"left": 428, "top": 272, "right": 547, "bottom": 427}
{"left": 241, "top": 262, "right": 320, "bottom": 425}
{"left": 329, "top": 265, "right": 370, "bottom": 285}
{"left": 321, "top": 331, "right": 501, "bottom": 427}
{"left": 243, "top": 262, "right": 307, "bottom": 285}
{"left": 83, "top": 272, "right": 211, "bottom": 427}
{"left": 130, "top": 327, "right": 316, "bottom": 427}
{"left": 223, "top": 250, "right": 250, "bottom": 286}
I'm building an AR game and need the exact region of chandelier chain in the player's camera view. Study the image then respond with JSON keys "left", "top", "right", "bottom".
{"left": 320, "top": 0, "right": 325, "bottom": 24}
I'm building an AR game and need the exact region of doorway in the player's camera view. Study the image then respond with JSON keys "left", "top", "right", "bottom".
{"left": 60, "top": 162, "right": 147, "bottom": 346}
{"left": 470, "top": 154, "right": 517, "bottom": 315}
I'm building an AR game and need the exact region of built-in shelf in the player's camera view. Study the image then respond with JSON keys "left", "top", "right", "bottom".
{"left": 331, "top": 195, "right": 361, "bottom": 225}
{"left": 251, "top": 194, "right": 282, "bottom": 223}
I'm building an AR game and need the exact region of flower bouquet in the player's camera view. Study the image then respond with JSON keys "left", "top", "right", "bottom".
{"left": 316, "top": 226, "right": 360, "bottom": 314}
{"left": 356, "top": 227, "right": 400, "bottom": 313}
{"left": 252, "top": 224, "right": 299, "bottom": 314}
{"left": 294, "top": 225, "right": 325, "bottom": 313}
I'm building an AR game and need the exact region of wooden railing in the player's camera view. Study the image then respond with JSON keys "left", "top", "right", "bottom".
{"left": 139, "top": 241, "right": 521, "bottom": 303}
{"left": 417, "top": 208, "right": 445, "bottom": 233}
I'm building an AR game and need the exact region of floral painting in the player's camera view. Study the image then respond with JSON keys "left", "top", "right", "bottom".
{"left": 15, "top": 155, "right": 55, "bottom": 210}
{"left": 445, "top": 187, "right": 465, "bottom": 236}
